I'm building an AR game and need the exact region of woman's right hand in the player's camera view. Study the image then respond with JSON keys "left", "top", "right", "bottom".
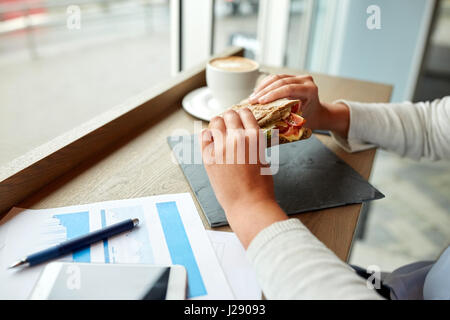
{"left": 200, "top": 109, "right": 288, "bottom": 248}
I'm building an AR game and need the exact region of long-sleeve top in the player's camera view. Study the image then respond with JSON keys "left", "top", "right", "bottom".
{"left": 246, "top": 96, "right": 450, "bottom": 299}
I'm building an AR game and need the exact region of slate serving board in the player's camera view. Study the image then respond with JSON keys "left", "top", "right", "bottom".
{"left": 167, "top": 134, "right": 384, "bottom": 227}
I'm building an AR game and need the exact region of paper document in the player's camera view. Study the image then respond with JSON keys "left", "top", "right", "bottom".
{"left": 0, "top": 193, "right": 234, "bottom": 300}
{"left": 208, "top": 230, "right": 262, "bottom": 300}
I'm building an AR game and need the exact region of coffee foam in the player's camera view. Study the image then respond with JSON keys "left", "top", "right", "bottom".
{"left": 209, "top": 56, "right": 258, "bottom": 72}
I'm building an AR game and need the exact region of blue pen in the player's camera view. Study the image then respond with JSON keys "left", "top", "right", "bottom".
{"left": 9, "top": 218, "right": 139, "bottom": 269}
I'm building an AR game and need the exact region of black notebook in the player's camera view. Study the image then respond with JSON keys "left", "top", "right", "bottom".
{"left": 168, "top": 134, "right": 384, "bottom": 227}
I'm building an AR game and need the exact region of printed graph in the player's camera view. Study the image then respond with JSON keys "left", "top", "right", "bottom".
{"left": 53, "top": 211, "right": 91, "bottom": 262}
{"left": 156, "top": 201, "right": 207, "bottom": 298}
{"left": 39, "top": 202, "right": 208, "bottom": 298}
{"left": 101, "top": 206, "right": 154, "bottom": 264}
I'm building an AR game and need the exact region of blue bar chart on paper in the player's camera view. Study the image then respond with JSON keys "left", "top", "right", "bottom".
{"left": 42, "top": 204, "right": 206, "bottom": 297}
{"left": 38, "top": 211, "right": 92, "bottom": 263}
{"left": 1, "top": 193, "right": 234, "bottom": 299}
{"left": 156, "top": 201, "right": 207, "bottom": 298}
{"left": 100, "top": 206, "right": 154, "bottom": 264}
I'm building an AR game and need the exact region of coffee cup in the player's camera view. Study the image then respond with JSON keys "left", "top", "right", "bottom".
{"left": 206, "top": 56, "right": 262, "bottom": 111}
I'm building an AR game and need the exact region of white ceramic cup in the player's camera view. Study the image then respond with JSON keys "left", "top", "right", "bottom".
{"left": 206, "top": 56, "right": 262, "bottom": 111}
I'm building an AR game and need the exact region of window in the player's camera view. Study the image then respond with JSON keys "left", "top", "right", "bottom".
{"left": 1, "top": 0, "right": 438, "bottom": 166}
{"left": 213, "top": 0, "right": 259, "bottom": 59}
{"left": 414, "top": 0, "right": 450, "bottom": 101}
{"left": 285, "top": 0, "right": 313, "bottom": 69}
{"left": 0, "top": 0, "right": 172, "bottom": 166}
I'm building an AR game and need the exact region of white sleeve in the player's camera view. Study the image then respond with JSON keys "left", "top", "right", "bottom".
{"left": 246, "top": 219, "right": 383, "bottom": 300}
{"left": 330, "top": 96, "right": 450, "bottom": 160}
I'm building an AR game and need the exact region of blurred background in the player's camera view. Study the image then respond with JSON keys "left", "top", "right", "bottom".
{"left": 1, "top": 0, "right": 449, "bottom": 271}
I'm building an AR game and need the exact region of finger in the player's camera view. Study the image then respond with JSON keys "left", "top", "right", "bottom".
{"left": 252, "top": 74, "right": 293, "bottom": 96}
{"left": 209, "top": 115, "right": 226, "bottom": 134}
{"left": 208, "top": 115, "right": 226, "bottom": 146}
{"left": 237, "top": 108, "right": 260, "bottom": 164}
{"left": 251, "top": 74, "right": 294, "bottom": 97}
{"left": 258, "top": 84, "right": 310, "bottom": 104}
{"left": 249, "top": 77, "right": 306, "bottom": 103}
{"left": 237, "top": 108, "right": 259, "bottom": 130}
{"left": 199, "top": 129, "right": 215, "bottom": 165}
{"left": 252, "top": 75, "right": 275, "bottom": 93}
{"left": 222, "top": 110, "right": 244, "bottom": 130}
{"left": 200, "top": 128, "right": 213, "bottom": 151}
{"left": 209, "top": 116, "right": 226, "bottom": 164}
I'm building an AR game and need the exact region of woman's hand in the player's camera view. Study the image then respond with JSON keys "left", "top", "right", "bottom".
{"left": 249, "top": 74, "right": 324, "bottom": 129}
{"left": 248, "top": 74, "right": 350, "bottom": 138}
{"left": 200, "top": 108, "right": 288, "bottom": 248}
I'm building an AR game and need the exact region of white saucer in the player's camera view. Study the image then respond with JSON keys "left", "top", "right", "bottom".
{"left": 182, "top": 87, "right": 226, "bottom": 122}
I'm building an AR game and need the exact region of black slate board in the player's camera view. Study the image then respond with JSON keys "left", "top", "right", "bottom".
{"left": 167, "top": 134, "right": 384, "bottom": 227}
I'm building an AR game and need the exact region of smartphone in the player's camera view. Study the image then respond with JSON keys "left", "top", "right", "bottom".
{"left": 29, "top": 262, "right": 187, "bottom": 300}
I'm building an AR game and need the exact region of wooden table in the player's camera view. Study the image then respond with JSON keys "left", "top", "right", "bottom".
{"left": 0, "top": 47, "right": 392, "bottom": 262}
